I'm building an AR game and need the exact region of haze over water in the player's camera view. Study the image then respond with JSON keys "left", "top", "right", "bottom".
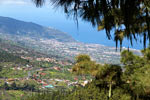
{"left": 0, "top": 0, "right": 146, "bottom": 50}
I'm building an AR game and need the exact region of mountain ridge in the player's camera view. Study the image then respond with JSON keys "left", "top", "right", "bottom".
{"left": 0, "top": 16, "right": 76, "bottom": 42}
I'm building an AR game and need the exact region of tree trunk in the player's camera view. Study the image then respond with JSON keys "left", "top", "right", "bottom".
{"left": 108, "top": 82, "right": 112, "bottom": 99}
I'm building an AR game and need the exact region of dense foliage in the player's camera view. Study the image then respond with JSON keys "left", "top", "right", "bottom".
{"left": 0, "top": 50, "right": 29, "bottom": 64}
{"left": 27, "top": 48, "right": 150, "bottom": 100}
{"left": 72, "top": 54, "right": 100, "bottom": 76}
{"left": 0, "top": 80, "right": 39, "bottom": 91}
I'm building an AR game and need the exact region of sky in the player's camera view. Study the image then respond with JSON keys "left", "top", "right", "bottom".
{"left": 0, "top": 0, "right": 146, "bottom": 50}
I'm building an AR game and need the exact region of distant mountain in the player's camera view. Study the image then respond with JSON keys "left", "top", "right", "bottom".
{"left": 0, "top": 16, "right": 76, "bottom": 42}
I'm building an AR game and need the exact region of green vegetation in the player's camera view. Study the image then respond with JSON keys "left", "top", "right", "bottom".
{"left": 0, "top": 80, "right": 39, "bottom": 91}
{"left": 0, "top": 68, "right": 27, "bottom": 78}
{"left": 0, "top": 90, "right": 32, "bottom": 100}
{"left": 0, "top": 43, "right": 76, "bottom": 100}
{"left": 72, "top": 54, "right": 100, "bottom": 76}
{"left": 27, "top": 48, "right": 150, "bottom": 100}
{"left": 0, "top": 50, "right": 29, "bottom": 65}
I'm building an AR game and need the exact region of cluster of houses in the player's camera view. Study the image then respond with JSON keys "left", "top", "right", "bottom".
{"left": 1, "top": 62, "right": 89, "bottom": 91}
{"left": 21, "top": 56, "right": 72, "bottom": 66}
{"left": 3, "top": 76, "right": 90, "bottom": 90}
{"left": 11, "top": 64, "right": 33, "bottom": 71}
{"left": 36, "top": 57, "right": 56, "bottom": 62}
{"left": 38, "top": 78, "right": 90, "bottom": 89}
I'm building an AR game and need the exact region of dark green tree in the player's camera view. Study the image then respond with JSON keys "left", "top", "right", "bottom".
{"left": 75, "top": 54, "right": 91, "bottom": 63}
{"left": 3, "top": 82, "right": 9, "bottom": 90}
{"left": 95, "top": 64, "right": 122, "bottom": 99}
{"left": 0, "top": 66, "right": 2, "bottom": 72}
{"left": 120, "top": 48, "right": 150, "bottom": 99}
{"left": 72, "top": 54, "right": 101, "bottom": 76}
{"left": 11, "top": 82, "right": 17, "bottom": 90}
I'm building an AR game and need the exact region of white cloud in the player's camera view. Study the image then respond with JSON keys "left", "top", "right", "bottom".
{"left": 0, "top": 0, "right": 30, "bottom": 5}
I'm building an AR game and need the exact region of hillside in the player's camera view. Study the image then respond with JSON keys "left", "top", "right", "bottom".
{"left": 0, "top": 16, "right": 141, "bottom": 64}
{"left": 0, "top": 16, "right": 76, "bottom": 42}
{"left": 0, "top": 49, "right": 28, "bottom": 64}
{"left": 0, "top": 39, "right": 75, "bottom": 100}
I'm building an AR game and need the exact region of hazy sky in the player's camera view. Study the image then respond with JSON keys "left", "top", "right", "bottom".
{"left": 0, "top": 0, "right": 145, "bottom": 49}
{"left": 0, "top": 0, "right": 29, "bottom": 5}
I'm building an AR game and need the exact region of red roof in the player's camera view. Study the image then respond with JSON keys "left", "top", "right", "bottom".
{"left": 74, "top": 77, "right": 78, "bottom": 80}
{"left": 41, "top": 73, "right": 46, "bottom": 76}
